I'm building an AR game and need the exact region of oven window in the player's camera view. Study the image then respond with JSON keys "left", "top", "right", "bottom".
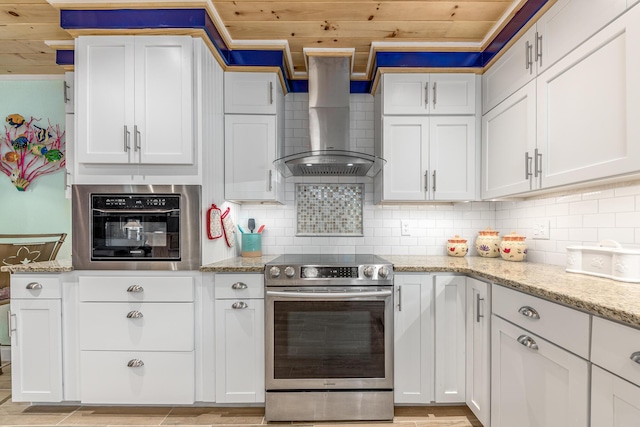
{"left": 273, "top": 301, "right": 386, "bottom": 379}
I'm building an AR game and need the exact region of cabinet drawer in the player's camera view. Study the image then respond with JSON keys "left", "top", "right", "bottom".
{"left": 79, "top": 302, "right": 194, "bottom": 351}
{"left": 79, "top": 276, "right": 194, "bottom": 302}
{"left": 80, "top": 350, "right": 194, "bottom": 404}
{"left": 592, "top": 316, "right": 640, "bottom": 387}
{"left": 215, "top": 273, "right": 263, "bottom": 299}
{"left": 11, "top": 275, "right": 61, "bottom": 299}
{"left": 492, "top": 285, "right": 590, "bottom": 358}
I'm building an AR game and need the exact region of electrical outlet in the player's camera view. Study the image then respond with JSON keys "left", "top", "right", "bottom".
{"left": 532, "top": 220, "right": 550, "bottom": 240}
{"left": 401, "top": 220, "right": 411, "bottom": 236}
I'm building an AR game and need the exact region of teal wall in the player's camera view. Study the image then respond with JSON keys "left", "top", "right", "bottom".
{"left": 0, "top": 79, "right": 71, "bottom": 259}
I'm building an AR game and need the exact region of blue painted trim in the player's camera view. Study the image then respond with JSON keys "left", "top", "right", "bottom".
{"left": 58, "top": 0, "right": 547, "bottom": 93}
{"left": 56, "top": 50, "right": 74, "bottom": 66}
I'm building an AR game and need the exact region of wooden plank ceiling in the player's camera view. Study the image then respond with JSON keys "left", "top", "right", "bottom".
{"left": 0, "top": 0, "right": 521, "bottom": 76}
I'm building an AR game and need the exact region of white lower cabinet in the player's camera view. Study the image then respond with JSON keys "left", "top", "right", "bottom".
{"left": 465, "top": 278, "right": 490, "bottom": 426}
{"left": 393, "top": 274, "right": 433, "bottom": 404}
{"left": 10, "top": 275, "right": 63, "bottom": 402}
{"left": 491, "top": 285, "right": 590, "bottom": 427}
{"left": 434, "top": 275, "right": 466, "bottom": 403}
{"left": 78, "top": 275, "right": 195, "bottom": 404}
{"left": 591, "top": 365, "right": 640, "bottom": 426}
{"left": 214, "top": 273, "right": 264, "bottom": 403}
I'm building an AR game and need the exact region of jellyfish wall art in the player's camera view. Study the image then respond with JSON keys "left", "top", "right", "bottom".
{"left": 0, "top": 114, "right": 66, "bottom": 191}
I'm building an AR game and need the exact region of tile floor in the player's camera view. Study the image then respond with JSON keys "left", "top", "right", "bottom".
{"left": 0, "top": 363, "right": 481, "bottom": 426}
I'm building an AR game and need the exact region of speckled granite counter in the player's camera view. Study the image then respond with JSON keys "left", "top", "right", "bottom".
{"left": 0, "top": 258, "right": 73, "bottom": 273}
{"left": 201, "top": 254, "right": 640, "bottom": 328}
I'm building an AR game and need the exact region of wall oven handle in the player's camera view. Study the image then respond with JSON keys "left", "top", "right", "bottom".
{"left": 267, "top": 290, "right": 392, "bottom": 299}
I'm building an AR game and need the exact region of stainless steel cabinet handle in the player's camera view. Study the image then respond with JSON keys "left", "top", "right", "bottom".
{"left": 134, "top": 125, "right": 141, "bottom": 152}
{"left": 124, "top": 125, "right": 131, "bottom": 152}
{"left": 432, "top": 170, "right": 437, "bottom": 192}
{"left": 127, "top": 284, "right": 144, "bottom": 293}
{"left": 424, "top": 170, "right": 429, "bottom": 192}
{"left": 476, "top": 294, "right": 484, "bottom": 323}
{"left": 525, "top": 41, "right": 533, "bottom": 74}
{"left": 7, "top": 311, "right": 13, "bottom": 338}
{"left": 517, "top": 334, "right": 539, "bottom": 350}
{"left": 64, "top": 82, "right": 70, "bottom": 103}
{"left": 232, "top": 301, "right": 248, "bottom": 309}
{"left": 630, "top": 351, "right": 640, "bottom": 364}
{"left": 397, "top": 286, "right": 402, "bottom": 312}
{"left": 425, "top": 82, "right": 429, "bottom": 107}
{"left": 26, "top": 282, "right": 42, "bottom": 290}
{"left": 231, "top": 282, "right": 248, "bottom": 290}
{"left": 268, "top": 170, "right": 273, "bottom": 192}
{"left": 534, "top": 148, "right": 542, "bottom": 178}
{"left": 432, "top": 82, "right": 437, "bottom": 108}
{"left": 535, "top": 32, "right": 543, "bottom": 66}
{"left": 518, "top": 305, "right": 540, "bottom": 320}
{"left": 525, "top": 152, "right": 533, "bottom": 180}
{"left": 126, "top": 310, "right": 144, "bottom": 319}
{"left": 127, "top": 359, "right": 144, "bottom": 368}
{"left": 269, "top": 81, "right": 274, "bottom": 105}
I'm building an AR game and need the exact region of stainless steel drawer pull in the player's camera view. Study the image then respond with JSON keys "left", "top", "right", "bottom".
{"left": 126, "top": 310, "right": 144, "bottom": 319}
{"left": 517, "top": 334, "right": 539, "bottom": 350}
{"left": 26, "top": 282, "right": 42, "bottom": 290}
{"left": 518, "top": 305, "right": 540, "bottom": 319}
{"left": 630, "top": 351, "right": 640, "bottom": 364}
{"left": 127, "top": 285, "right": 144, "bottom": 293}
{"left": 476, "top": 294, "right": 484, "bottom": 323}
{"left": 232, "top": 301, "right": 248, "bottom": 309}
{"left": 231, "top": 282, "right": 248, "bottom": 290}
{"left": 127, "top": 359, "right": 144, "bottom": 368}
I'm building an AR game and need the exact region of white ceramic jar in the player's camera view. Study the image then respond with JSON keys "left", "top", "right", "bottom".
{"left": 499, "top": 231, "right": 527, "bottom": 262}
{"left": 475, "top": 227, "right": 501, "bottom": 258}
{"left": 447, "top": 235, "right": 468, "bottom": 257}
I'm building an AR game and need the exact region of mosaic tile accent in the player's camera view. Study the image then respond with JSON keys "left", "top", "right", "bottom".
{"left": 296, "top": 184, "right": 364, "bottom": 236}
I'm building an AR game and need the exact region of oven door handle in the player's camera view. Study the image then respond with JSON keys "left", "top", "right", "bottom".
{"left": 92, "top": 208, "right": 180, "bottom": 214}
{"left": 266, "top": 290, "right": 392, "bottom": 299}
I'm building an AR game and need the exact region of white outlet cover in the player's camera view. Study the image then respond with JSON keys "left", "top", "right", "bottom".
{"left": 401, "top": 220, "right": 411, "bottom": 236}
{"left": 532, "top": 220, "right": 550, "bottom": 240}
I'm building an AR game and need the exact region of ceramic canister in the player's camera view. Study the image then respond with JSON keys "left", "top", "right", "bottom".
{"left": 447, "top": 235, "right": 468, "bottom": 257}
{"left": 500, "top": 231, "right": 527, "bottom": 262}
{"left": 475, "top": 226, "right": 501, "bottom": 258}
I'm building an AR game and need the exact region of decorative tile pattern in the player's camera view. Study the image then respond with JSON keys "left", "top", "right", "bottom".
{"left": 296, "top": 184, "right": 363, "bottom": 236}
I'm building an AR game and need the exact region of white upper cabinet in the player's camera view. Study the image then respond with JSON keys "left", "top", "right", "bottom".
{"left": 483, "top": 0, "right": 626, "bottom": 114}
{"left": 76, "top": 36, "right": 194, "bottom": 165}
{"left": 382, "top": 73, "right": 476, "bottom": 115}
{"left": 224, "top": 72, "right": 279, "bottom": 115}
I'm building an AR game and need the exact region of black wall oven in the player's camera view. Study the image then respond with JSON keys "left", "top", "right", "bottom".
{"left": 72, "top": 185, "right": 201, "bottom": 270}
{"left": 265, "top": 254, "right": 394, "bottom": 422}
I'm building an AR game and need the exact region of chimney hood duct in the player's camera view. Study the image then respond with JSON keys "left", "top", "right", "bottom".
{"left": 273, "top": 55, "right": 385, "bottom": 177}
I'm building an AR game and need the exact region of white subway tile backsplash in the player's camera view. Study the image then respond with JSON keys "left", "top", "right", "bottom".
{"left": 569, "top": 200, "right": 599, "bottom": 215}
{"left": 583, "top": 213, "right": 615, "bottom": 228}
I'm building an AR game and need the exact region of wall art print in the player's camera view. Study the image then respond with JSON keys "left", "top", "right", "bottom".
{"left": 0, "top": 114, "right": 65, "bottom": 191}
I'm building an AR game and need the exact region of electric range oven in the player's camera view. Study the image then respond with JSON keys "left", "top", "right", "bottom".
{"left": 264, "top": 254, "right": 394, "bottom": 422}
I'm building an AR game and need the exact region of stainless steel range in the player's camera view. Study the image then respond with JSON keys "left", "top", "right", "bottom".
{"left": 264, "top": 254, "right": 394, "bottom": 422}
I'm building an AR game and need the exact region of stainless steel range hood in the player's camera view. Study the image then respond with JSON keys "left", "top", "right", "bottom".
{"left": 273, "top": 55, "right": 385, "bottom": 177}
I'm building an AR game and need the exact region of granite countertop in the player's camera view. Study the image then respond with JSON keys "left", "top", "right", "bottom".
{"left": 5, "top": 255, "right": 640, "bottom": 328}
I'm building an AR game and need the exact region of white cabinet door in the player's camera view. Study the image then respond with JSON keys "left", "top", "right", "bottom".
{"left": 382, "top": 74, "right": 430, "bottom": 115}
{"left": 481, "top": 81, "right": 536, "bottom": 199}
{"left": 10, "top": 299, "right": 63, "bottom": 402}
{"left": 134, "top": 37, "right": 193, "bottom": 164}
{"left": 429, "top": 116, "right": 476, "bottom": 200}
{"left": 394, "top": 274, "right": 433, "bottom": 404}
{"left": 482, "top": 26, "right": 537, "bottom": 114}
{"left": 491, "top": 316, "right": 589, "bottom": 427}
{"left": 224, "top": 114, "right": 279, "bottom": 202}
{"left": 76, "top": 36, "right": 135, "bottom": 164}
{"left": 215, "top": 298, "right": 265, "bottom": 403}
{"left": 225, "top": 72, "right": 278, "bottom": 114}
{"left": 430, "top": 74, "right": 477, "bottom": 115}
{"left": 536, "top": 5, "right": 640, "bottom": 189}
{"left": 381, "top": 116, "right": 430, "bottom": 201}
{"left": 466, "top": 278, "right": 490, "bottom": 427}
{"left": 76, "top": 36, "right": 193, "bottom": 165}
{"left": 434, "top": 275, "right": 466, "bottom": 403}
{"left": 591, "top": 365, "right": 640, "bottom": 427}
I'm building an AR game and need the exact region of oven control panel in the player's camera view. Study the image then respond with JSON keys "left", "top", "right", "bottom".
{"left": 267, "top": 264, "right": 392, "bottom": 283}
